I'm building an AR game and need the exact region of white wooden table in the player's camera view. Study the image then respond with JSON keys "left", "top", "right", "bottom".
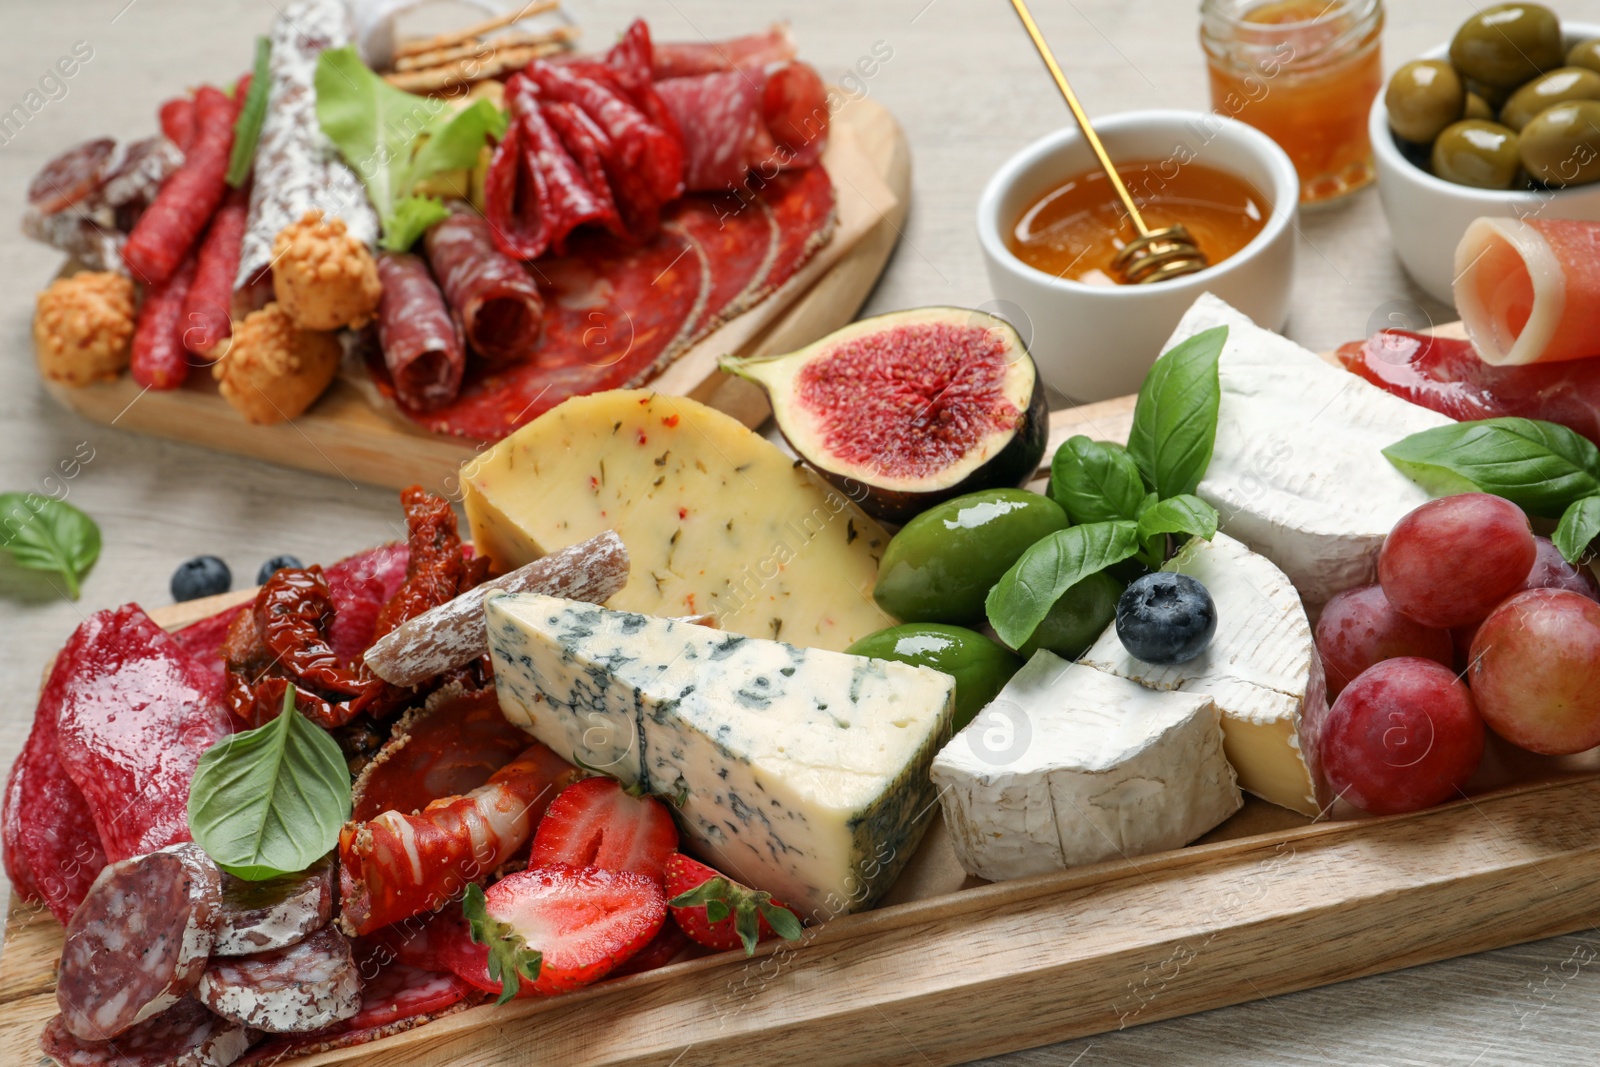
{"left": 1, "top": 1, "right": 1597, "bottom": 1063}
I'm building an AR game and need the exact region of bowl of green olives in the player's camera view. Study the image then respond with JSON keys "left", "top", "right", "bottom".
{"left": 1370, "top": 5, "right": 1600, "bottom": 304}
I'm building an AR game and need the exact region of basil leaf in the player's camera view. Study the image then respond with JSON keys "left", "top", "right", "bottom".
{"left": 1049, "top": 436, "right": 1145, "bottom": 524}
{"left": 1126, "top": 326, "right": 1226, "bottom": 499}
{"left": 1383, "top": 418, "right": 1600, "bottom": 518}
{"left": 1554, "top": 496, "right": 1600, "bottom": 564}
{"left": 225, "top": 37, "right": 271, "bottom": 187}
{"left": 188, "top": 689, "right": 351, "bottom": 880}
{"left": 0, "top": 493, "right": 101, "bottom": 599}
{"left": 1136, "top": 494, "right": 1219, "bottom": 544}
{"left": 985, "top": 521, "right": 1141, "bottom": 649}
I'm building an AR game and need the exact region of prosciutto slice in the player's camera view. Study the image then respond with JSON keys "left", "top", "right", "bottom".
{"left": 1455, "top": 218, "right": 1600, "bottom": 366}
{"left": 1336, "top": 329, "right": 1600, "bottom": 446}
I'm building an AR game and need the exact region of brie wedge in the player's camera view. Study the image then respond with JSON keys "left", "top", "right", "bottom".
{"left": 1082, "top": 532, "right": 1329, "bottom": 817}
{"left": 1170, "top": 294, "right": 1452, "bottom": 606}
{"left": 931, "top": 652, "right": 1241, "bottom": 882}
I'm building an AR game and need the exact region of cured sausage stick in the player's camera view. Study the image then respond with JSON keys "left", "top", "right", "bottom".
{"left": 182, "top": 184, "right": 249, "bottom": 356}
{"left": 362, "top": 531, "right": 628, "bottom": 688}
{"left": 130, "top": 256, "right": 197, "bottom": 389}
{"left": 123, "top": 86, "right": 233, "bottom": 285}
{"left": 236, "top": 0, "right": 378, "bottom": 289}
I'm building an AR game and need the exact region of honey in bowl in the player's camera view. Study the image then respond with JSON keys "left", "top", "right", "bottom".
{"left": 1006, "top": 160, "right": 1269, "bottom": 284}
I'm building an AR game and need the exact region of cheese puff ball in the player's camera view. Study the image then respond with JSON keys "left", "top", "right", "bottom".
{"left": 33, "top": 271, "right": 137, "bottom": 386}
{"left": 214, "top": 303, "right": 340, "bottom": 424}
{"left": 271, "top": 210, "right": 382, "bottom": 331}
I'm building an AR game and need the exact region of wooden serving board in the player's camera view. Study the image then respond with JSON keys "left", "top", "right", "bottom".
{"left": 9, "top": 375, "right": 1600, "bottom": 1066}
{"left": 40, "top": 94, "right": 911, "bottom": 491}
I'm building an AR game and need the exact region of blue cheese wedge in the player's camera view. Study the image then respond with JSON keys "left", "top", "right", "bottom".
{"left": 485, "top": 592, "right": 956, "bottom": 916}
{"left": 460, "top": 390, "right": 895, "bottom": 652}
{"left": 1081, "top": 532, "right": 1329, "bottom": 817}
{"left": 1172, "top": 294, "right": 1453, "bottom": 606}
{"left": 931, "top": 652, "right": 1240, "bottom": 882}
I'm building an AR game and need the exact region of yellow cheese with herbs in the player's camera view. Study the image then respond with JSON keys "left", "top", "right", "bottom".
{"left": 460, "top": 390, "right": 896, "bottom": 651}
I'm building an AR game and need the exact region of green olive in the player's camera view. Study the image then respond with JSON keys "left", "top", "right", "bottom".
{"left": 1450, "top": 3, "right": 1565, "bottom": 90}
{"left": 1431, "top": 119, "right": 1522, "bottom": 188}
{"left": 1500, "top": 67, "right": 1600, "bottom": 130}
{"left": 1519, "top": 100, "right": 1600, "bottom": 185}
{"left": 1566, "top": 37, "right": 1600, "bottom": 74}
{"left": 1464, "top": 91, "right": 1497, "bottom": 121}
{"left": 1385, "top": 60, "right": 1466, "bottom": 143}
{"left": 873, "top": 488, "right": 1068, "bottom": 624}
{"left": 846, "top": 624, "right": 1022, "bottom": 731}
{"left": 1015, "top": 569, "right": 1122, "bottom": 661}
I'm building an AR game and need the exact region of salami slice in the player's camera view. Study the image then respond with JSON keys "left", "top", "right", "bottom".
{"left": 213, "top": 856, "right": 336, "bottom": 957}
{"left": 350, "top": 685, "right": 531, "bottom": 822}
{"left": 362, "top": 532, "right": 629, "bottom": 687}
{"left": 324, "top": 543, "right": 411, "bottom": 665}
{"left": 50, "top": 605, "right": 234, "bottom": 863}
{"left": 41, "top": 998, "right": 253, "bottom": 1067}
{"left": 541, "top": 100, "right": 626, "bottom": 236}
{"left": 198, "top": 925, "right": 360, "bottom": 1033}
{"left": 56, "top": 843, "right": 223, "bottom": 1041}
{"left": 27, "top": 138, "right": 117, "bottom": 215}
{"left": 237, "top": 963, "right": 476, "bottom": 1065}
{"left": 423, "top": 206, "right": 544, "bottom": 364}
{"left": 375, "top": 252, "right": 465, "bottom": 412}
{"left": 650, "top": 24, "right": 797, "bottom": 79}
{"left": 131, "top": 255, "right": 197, "bottom": 389}
{"left": 123, "top": 85, "right": 233, "bottom": 285}
{"left": 237, "top": 0, "right": 379, "bottom": 288}
{"left": 762, "top": 61, "right": 830, "bottom": 169}
{"left": 183, "top": 184, "right": 249, "bottom": 355}
{"left": 3, "top": 686, "right": 106, "bottom": 922}
{"left": 100, "top": 137, "right": 187, "bottom": 212}
{"left": 657, "top": 72, "right": 764, "bottom": 193}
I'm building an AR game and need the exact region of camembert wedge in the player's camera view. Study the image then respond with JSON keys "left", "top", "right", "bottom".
{"left": 932, "top": 652, "right": 1241, "bottom": 882}
{"left": 1172, "top": 294, "right": 1452, "bottom": 606}
{"left": 485, "top": 592, "right": 956, "bottom": 916}
{"left": 1082, "top": 532, "right": 1330, "bottom": 817}
{"left": 461, "top": 390, "right": 895, "bottom": 652}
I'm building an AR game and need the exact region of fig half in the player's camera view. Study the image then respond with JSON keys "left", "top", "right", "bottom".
{"left": 722, "top": 308, "right": 1048, "bottom": 524}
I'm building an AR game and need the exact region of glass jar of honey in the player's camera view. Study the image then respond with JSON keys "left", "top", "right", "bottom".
{"left": 1200, "top": 0, "right": 1384, "bottom": 204}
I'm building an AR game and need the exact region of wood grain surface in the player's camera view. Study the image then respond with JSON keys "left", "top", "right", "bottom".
{"left": 5, "top": 3, "right": 1600, "bottom": 1066}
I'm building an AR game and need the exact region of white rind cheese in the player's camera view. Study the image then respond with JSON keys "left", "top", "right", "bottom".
{"left": 485, "top": 592, "right": 955, "bottom": 917}
{"left": 1170, "top": 294, "right": 1452, "bottom": 606}
{"left": 1082, "top": 532, "right": 1329, "bottom": 817}
{"left": 931, "top": 652, "right": 1240, "bottom": 882}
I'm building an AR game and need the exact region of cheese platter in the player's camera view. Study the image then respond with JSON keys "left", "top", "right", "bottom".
{"left": 19, "top": 2, "right": 1600, "bottom": 1067}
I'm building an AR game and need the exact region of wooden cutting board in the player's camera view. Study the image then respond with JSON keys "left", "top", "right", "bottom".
{"left": 39, "top": 93, "right": 910, "bottom": 491}
{"left": 7, "top": 382, "right": 1600, "bottom": 1067}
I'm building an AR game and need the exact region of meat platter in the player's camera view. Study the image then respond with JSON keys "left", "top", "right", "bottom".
{"left": 28, "top": 4, "right": 907, "bottom": 490}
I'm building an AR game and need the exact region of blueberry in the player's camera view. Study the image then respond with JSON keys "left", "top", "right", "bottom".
{"left": 171, "top": 555, "right": 231, "bottom": 602}
{"left": 1115, "top": 572, "right": 1217, "bottom": 665}
{"left": 256, "top": 554, "right": 304, "bottom": 585}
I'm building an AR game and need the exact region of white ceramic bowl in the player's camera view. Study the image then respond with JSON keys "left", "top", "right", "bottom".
{"left": 1370, "top": 22, "right": 1600, "bottom": 306}
{"left": 976, "top": 110, "right": 1299, "bottom": 402}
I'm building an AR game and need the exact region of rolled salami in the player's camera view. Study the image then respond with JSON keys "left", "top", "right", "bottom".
{"left": 375, "top": 252, "right": 464, "bottom": 411}
{"left": 123, "top": 86, "right": 233, "bottom": 285}
{"left": 423, "top": 205, "right": 545, "bottom": 364}
{"left": 236, "top": 0, "right": 379, "bottom": 289}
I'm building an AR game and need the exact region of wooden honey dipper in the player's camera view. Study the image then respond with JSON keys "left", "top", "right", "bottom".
{"left": 1008, "top": 0, "right": 1209, "bottom": 285}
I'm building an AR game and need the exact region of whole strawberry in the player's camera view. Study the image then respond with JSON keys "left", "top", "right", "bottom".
{"left": 664, "top": 852, "right": 803, "bottom": 955}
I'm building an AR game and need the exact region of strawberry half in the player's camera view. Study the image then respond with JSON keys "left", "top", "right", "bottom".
{"left": 664, "top": 852, "right": 804, "bottom": 955}
{"left": 458, "top": 864, "right": 665, "bottom": 1000}
{"left": 531, "top": 776, "right": 678, "bottom": 882}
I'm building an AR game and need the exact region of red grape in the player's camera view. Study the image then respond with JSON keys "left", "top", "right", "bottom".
{"left": 1320, "top": 658, "right": 1485, "bottom": 815}
{"left": 1378, "top": 493, "right": 1535, "bottom": 628}
{"left": 1315, "top": 583, "right": 1452, "bottom": 698}
{"left": 1468, "top": 588, "right": 1600, "bottom": 755}
{"left": 1523, "top": 536, "right": 1600, "bottom": 601}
